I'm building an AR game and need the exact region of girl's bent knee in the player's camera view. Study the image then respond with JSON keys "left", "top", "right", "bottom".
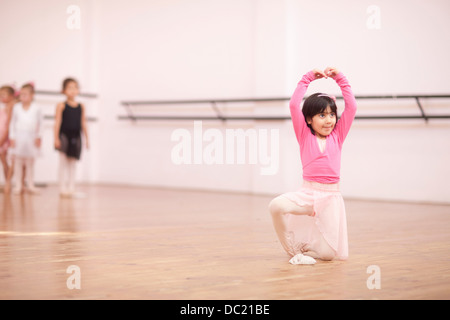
{"left": 268, "top": 197, "right": 285, "bottom": 216}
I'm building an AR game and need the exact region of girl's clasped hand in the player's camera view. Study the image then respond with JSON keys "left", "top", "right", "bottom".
{"left": 313, "top": 67, "right": 340, "bottom": 80}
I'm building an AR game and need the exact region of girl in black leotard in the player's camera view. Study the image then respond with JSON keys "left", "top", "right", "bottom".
{"left": 54, "top": 78, "right": 89, "bottom": 197}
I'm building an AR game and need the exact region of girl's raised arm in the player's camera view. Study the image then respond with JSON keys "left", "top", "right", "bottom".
{"left": 289, "top": 69, "right": 325, "bottom": 143}
{"left": 326, "top": 67, "right": 357, "bottom": 143}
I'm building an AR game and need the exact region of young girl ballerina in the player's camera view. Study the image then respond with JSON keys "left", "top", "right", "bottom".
{"left": 0, "top": 86, "right": 16, "bottom": 193}
{"left": 269, "top": 67, "right": 357, "bottom": 265}
{"left": 9, "top": 83, "right": 43, "bottom": 195}
{"left": 54, "top": 78, "right": 89, "bottom": 198}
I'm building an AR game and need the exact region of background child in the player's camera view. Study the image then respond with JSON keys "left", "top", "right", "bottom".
{"left": 54, "top": 78, "right": 89, "bottom": 197}
{"left": 269, "top": 67, "right": 357, "bottom": 265}
{"left": 9, "top": 83, "right": 43, "bottom": 194}
{"left": 0, "top": 86, "right": 16, "bottom": 193}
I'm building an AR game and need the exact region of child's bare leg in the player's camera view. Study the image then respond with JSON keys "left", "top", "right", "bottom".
{"left": 67, "top": 157, "right": 76, "bottom": 194}
{"left": 25, "top": 158, "right": 39, "bottom": 194}
{"left": 22, "top": 163, "right": 26, "bottom": 190}
{"left": 0, "top": 153, "right": 8, "bottom": 178}
{"left": 269, "top": 196, "right": 337, "bottom": 264}
{"left": 59, "top": 152, "right": 69, "bottom": 196}
{"left": 13, "top": 158, "right": 23, "bottom": 194}
{"left": 269, "top": 195, "right": 315, "bottom": 263}
{"left": 4, "top": 155, "right": 14, "bottom": 194}
{"left": 269, "top": 196, "right": 314, "bottom": 217}
{"left": 0, "top": 153, "right": 10, "bottom": 193}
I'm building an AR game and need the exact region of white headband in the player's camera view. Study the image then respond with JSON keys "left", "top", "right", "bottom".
{"left": 318, "top": 94, "right": 337, "bottom": 102}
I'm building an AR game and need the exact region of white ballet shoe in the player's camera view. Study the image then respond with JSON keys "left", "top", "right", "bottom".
{"left": 60, "top": 191, "right": 86, "bottom": 199}
{"left": 27, "top": 187, "right": 41, "bottom": 195}
{"left": 71, "top": 192, "right": 86, "bottom": 199}
{"left": 289, "top": 253, "right": 316, "bottom": 265}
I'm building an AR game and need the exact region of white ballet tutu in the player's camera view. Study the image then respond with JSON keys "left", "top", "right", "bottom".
{"left": 9, "top": 131, "right": 40, "bottom": 158}
{"left": 280, "top": 180, "right": 348, "bottom": 260}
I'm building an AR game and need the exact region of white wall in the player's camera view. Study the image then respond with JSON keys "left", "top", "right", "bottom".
{"left": 0, "top": 0, "right": 99, "bottom": 185}
{"left": 1, "top": 0, "right": 449, "bottom": 204}
{"left": 94, "top": 0, "right": 261, "bottom": 193}
{"left": 284, "top": 0, "right": 450, "bottom": 204}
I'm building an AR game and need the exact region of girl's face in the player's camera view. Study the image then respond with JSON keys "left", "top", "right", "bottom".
{"left": 307, "top": 106, "right": 337, "bottom": 139}
{"left": 0, "top": 90, "right": 11, "bottom": 103}
{"left": 19, "top": 88, "right": 34, "bottom": 104}
{"left": 63, "top": 81, "right": 79, "bottom": 99}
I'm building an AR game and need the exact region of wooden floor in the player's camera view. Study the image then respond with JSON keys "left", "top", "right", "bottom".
{"left": 0, "top": 184, "right": 449, "bottom": 300}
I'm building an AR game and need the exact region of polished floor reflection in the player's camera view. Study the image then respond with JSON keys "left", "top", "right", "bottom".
{"left": 1, "top": 185, "right": 450, "bottom": 299}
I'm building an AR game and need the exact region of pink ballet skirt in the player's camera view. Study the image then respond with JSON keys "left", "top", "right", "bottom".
{"left": 281, "top": 180, "right": 348, "bottom": 260}
{"left": 0, "top": 107, "right": 10, "bottom": 154}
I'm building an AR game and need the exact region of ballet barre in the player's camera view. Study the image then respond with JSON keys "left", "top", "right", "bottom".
{"left": 119, "top": 94, "right": 450, "bottom": 122}
{"left": 43, "top": 115, "right": 98, "bottom": 122}
{"left": 35, "top": 90, "right": 98, "bottom": 99}
{"left": 33, "top": 90, "right": 99, "bottom": 122}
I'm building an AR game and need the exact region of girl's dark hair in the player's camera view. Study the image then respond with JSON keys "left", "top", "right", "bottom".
{"left": 0, "top": 85, "right": 15, "bottom": 96}
{"left": 62, "top": 77, "right": 78, "bottom": 91}
{"left": 21, "top": 83, "right": 35, "bottom": 93}
{"left": 302, "top": 93, "right": 338, "bottom": 135}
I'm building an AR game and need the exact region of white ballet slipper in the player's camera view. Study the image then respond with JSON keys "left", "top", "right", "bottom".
{"left": 27, "top": 187, "right": 41, "bottom": 195}
{"left": 289, "top": 253, "right": 316, "bottom": 265}
{"left": 71, "top": 192, "right": 86, "bottom": 199}
{"left": 60, "top": 191, "right": 86, "bottom": 199}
